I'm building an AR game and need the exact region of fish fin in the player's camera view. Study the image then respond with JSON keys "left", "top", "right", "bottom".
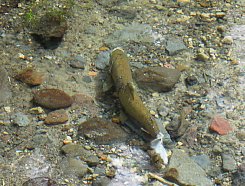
{"left": 150, "top": 132, "right": 168, "bottom": 165}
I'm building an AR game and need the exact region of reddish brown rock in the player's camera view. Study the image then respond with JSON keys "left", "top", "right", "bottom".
{"left": 72, "top": 94, "right": 94, "bottom": 105}
{"left": 209, "top": 115, "right": 233, "bottom": 135}
{"left": 15, "top": 68, "right": 44, "bottom": 86}
{"left": 72, "top": 93, "right": 99, "bottom": 116}
{"left": 134, "top": 67, "right": 181, "bottom": 92}
{"left": 45, "top": 109, "right": 68, "bottom": 125}
{"left": 33, "top": 89, "right": 73, "bottom": 109}
{"left": 78, "top": 117, "right": 128, "bottom": 145}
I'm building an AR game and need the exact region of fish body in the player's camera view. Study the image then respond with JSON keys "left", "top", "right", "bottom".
{"left": 110, "top": 48, "right": 168, "bottom": 164}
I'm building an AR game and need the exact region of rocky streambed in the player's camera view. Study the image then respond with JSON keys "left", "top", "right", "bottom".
{"left": 0, "top": 0, "right": 244, "bottom": 186}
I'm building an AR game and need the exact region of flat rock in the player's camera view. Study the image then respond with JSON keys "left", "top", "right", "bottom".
{"left": 95, "top": 51, "right": 110, "bottom": 70}
{"left": 33, "top": 89, "right": 73, "bottom": 110}
{"left": 222, "top": 154, "right": 237, "bottom": 172}
{"left": 92, "top": 176, "right": 111, "bottom": 186}
{"left": 61, "top": 143, "right": 99, "bottom": 166}
{"left": 0, "top": 68, "right": 12, "bottom": 106}
{"left": 77, "top": 117, "right": 128, "bottom": 145}
{"left": 209, "top": 115, "right": 233, "bottom": 135}
{"left": 11, "top": 112, "right": 30, "bottom": 127}
{"left": 70, "top": 55, "right": 86, "bottom": 69}
{"left": 191, "top": 154, "right": 211, "bottom": 171}
{"left": 60, "top": 158, "right": 88, "bottom": 178}
{"left": 105, "top": 23, "right": 154, "bottom": 47}
{"left": 134, "top": 67, "right": 181, "bottom": 92}
{"left": 165, "top": 149, "right": 212, "bottom": 186}
{"left": 44, "top": 109, "right": 68, "bottom": 125}
{"left": 232, "top": 162, "right": 245, "bottom": 186}
{"left": 22, "top": 177, "right": 58, "bottom": 186}
{"left": 15, "top": 68, "right": 44, "bottom": 86}
{"left": 165, "top": 37, "right": 187, "bottom": 55}
{"left": 72, "top": 93, "right": 99, "bottom": 116}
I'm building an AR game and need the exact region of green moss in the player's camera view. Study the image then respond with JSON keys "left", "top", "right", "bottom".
{"left": 23, "top": 0, "right": 74, "bottom": 30}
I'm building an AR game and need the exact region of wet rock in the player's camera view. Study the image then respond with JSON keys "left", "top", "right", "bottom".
{"left": 222, "top": 36, "right": 233, "bottom": 44}
{"left": 92, "top": 176, "right": 111, "bottom": 186}
{"left": 109, "top": 7, "right": 137, "bottom": 20}
{"left": 94, "top": 165, "right": 106, "bottom": 175}
{"left": 60, "top": 158, "right": 88, "bottom": 178}
{"left": 209, "top": 115, "right": 233, "bottom": 135}
{"left": 222, "top": 154, "right": 237, "bottom": 172}
{"left": 22, "top": 177, "right": 58, "bottom": 186}
{"left": 72, "top": 93, "right": 95, "bottom": 105}
{"left": 15, "top": 68, "right": 44, "bottom": 86}
{"left": 185, "top": 75, "right": 198, "bottom": 86}
{"left": 191, "top": 154, "right": 211, "bottom": 171}
{"left": 105, "top": 166, "right": 116, "bottom": 178}
{"left": 77, "top": 117, "right": 128, "bottom": 145}
{"left": 0, "top": 68, "right": 12, "bottom": 106}
{"left": 179, "top": 126, "right": 198, "bottom": 147}
{"left": 61, "top": 143, "right": 99, "bottom": 166}
{"left": 165, "top": 38, "right": 187, "bottom": 55}
{"left": 96, "top": 0, "right": 125, "bottom": 8}
{"left": 70, "top": 55, "right": 86, "bottom": 69}
{"left": 236, "top": 130, "right": 245, "bottom": 141}
{"left": 196, "top": 52, "right": 209, "bottom": 62}
{"left": 29, "top": 12, "right": 68, "bottom": 49}
{"left": 33, "top": 89, "right": 73, "bottom": 109}
{"left": 165, "top": 149, "right": 212, "bottom": 186}
{"left": 105, "top": 23, "right": 154, "bottom": 47}
{"left": 72, "top": 93, "right": 99, "bottom": 116}
{"left": 11, "top": 112, "right": 30, "bottom": 127}
{"left": 82, "top": 76, "right": 92, "bottom": 83}
{"left": 95, "top": 51, "right": 110, "bottom": 70}
{"left": 166, "top": 107, "right": 192, "bottom": 140}
{"left": 134, "top": 67, "right": 181, "bottom": 92}
{"left": 232, "top": 162, "right": 245, "bottom": 186}
{"left": 212, "top": 145, "right": 223, "bottom": 154}
{"left": 44, "top": 109, "right": 68, "bottom": 125}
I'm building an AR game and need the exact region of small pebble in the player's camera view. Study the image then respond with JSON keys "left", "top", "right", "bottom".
{"left": 209, "top": 115, "right": 233, "bottom": 135}
{"left": 45, "top": 109, "right": 68, "bottom": 125}
{"left": 222, "top": 36, "right": 233, "bottom": 44}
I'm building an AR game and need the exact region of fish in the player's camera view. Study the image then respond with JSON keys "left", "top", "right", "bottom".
{"left": 110, "top": 48, "right": 168, "bottom": 164}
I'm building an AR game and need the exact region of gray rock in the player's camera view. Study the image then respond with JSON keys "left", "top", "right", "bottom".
{"left": 241, "top": 147, "right": 245, "bottom": 156}
{"left": 134, "top": 67, "right": 181, "bottom": 92}
{"left": 94, "top": 165, "right": 106, "bottom": 175}
{"left": 191, "top": 154, "right": 211, "bottom": 171}
{"left": 22, "top": 177, "right": 58, "bottom": 186}
{"left": 84, "top": 26, "right": 97, "bottom": 35}
{"left": 11, "top": 112, "right": 30, "bottom": 127}
{"left": 96, "top": 0, "right": 126, "bottom": 8}
{"left": 0, "top": 68, "right": 12, "bottom": 106}
{"left": 213, "top": 145, "right": 223, "bottom": 154}
{"left": 95, "top": 51, "right": 110, "bottom": 70}
{"left": 165, "top": 38, "right": 187, "bottom": 55}
{"left": 32, "top": 134, "right": 49, "bottom": 147}
{"left": 105, "top": 23, "right": 154, "bottom": 47}
{"left": 82, "top": 76, "right": 92, "bottom": 83}
{"left": 77, "top": 117, "right": 129, "bottom": 145}
{"left": 92, "top": 176, "right": 111, "bottom": 186}
{"left": 109, "top": 7, "right": 137, "bottom": 20}
{"left": 70, "top": 55, "right": 86, "bottom": 69}
{"left": 60, "top": 158, "right": 88, "bottom": 178}
{"left": 61, "top": 143, "right": 99, "bottom": 166}
{"left": 222, "top": 154, "right": 237, "bottom": 172}
{"left": 22, "top": 177, "right": 57, "bottom": 186}
{"left": 166, "top": 149, "right": 212, "bottom": 186}
{"left": 232, "top": 162, "right": 245, "bottom": 186}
